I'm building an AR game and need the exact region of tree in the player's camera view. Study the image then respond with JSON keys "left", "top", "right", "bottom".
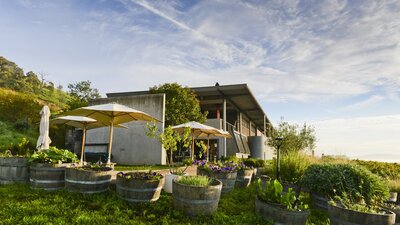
{"left": 268, "top": 118, "right": 316, "bottom": 155}
{"left": 67, "top": 80, "right": 101, "bottom": 109}
{"left": 149, "top": 83, "right": 207, "bottom": 126}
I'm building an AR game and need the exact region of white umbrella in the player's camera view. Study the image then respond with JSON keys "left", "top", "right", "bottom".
{"left": 64, "top": 103, "right": 158, "bottom": 164}
{"left": 36, "top": 105, "right": 52, "bottom": 151}
{"left": 172, "top": 121, "right": 231, "bottom": 161}
{"left": 51, "top": 116, "right": 127, "bottom": 164}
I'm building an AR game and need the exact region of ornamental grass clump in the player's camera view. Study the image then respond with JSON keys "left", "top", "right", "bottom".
{"left": 117, "top": 171, "right": 163, "bottom": 181}
{"left": 272, "top": 151, "right": 312, "bottom": 184}
{"left": 177, "top": 175, "right": 211, "bottom": 187}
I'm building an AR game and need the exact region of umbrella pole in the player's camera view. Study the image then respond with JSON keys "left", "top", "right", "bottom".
{"left": 107, "top": 122, "right": 114, "bottom": 164}
{"left": 191, "top": 133, "right": 195, "bottom": 160}
{"left": 207, "top": 135, "right": 210, "bottom": 162}
{"left": 80, "top": 126, "right": 87, "bottom": 165}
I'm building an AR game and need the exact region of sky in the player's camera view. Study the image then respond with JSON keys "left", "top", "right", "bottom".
{"left": 0, "top": 0, "right": 399, "bottom": 161}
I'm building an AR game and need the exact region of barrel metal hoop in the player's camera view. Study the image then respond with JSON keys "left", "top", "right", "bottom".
{"left": 30, "top": 179, "right": 64, "bottom": 184}
{"left": 31, "top": 167, "right": 65, "bottom": 172}
{"left": 330, "top": 217, "right": 360, "bottom": 225}
{"left": 116, "top": 185, "right": 162, "bottom": 192}
{"left": 174, "top": 196, "right": 219, "bottom": 205}
{"left": 65, "top": 178, "right": 111, "bottom": 184}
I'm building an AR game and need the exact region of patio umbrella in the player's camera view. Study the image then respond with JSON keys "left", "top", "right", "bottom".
{"left": 36, "top": 105, "right": 52, "bottom": 151}
{"left": 51, "top": 116, "right": 127, "bottom": 164}
{"left": 64, "top": 103, "right": 157, "bottom": 164}
{"left": 172, "top": 121, "right": 231, "bottom": 160}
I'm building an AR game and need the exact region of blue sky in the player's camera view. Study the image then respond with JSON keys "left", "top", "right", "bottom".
{"left": 1, "top": 0, "right": 399, "bottom": 160}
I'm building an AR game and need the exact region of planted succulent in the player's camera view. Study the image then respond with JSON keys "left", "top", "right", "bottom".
{"left": 117, "top": 171, "right": 163, "bottom": 181}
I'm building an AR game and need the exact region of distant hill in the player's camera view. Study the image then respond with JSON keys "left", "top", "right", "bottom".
{"left": 352, "top": 154, "right": 400, "bottom": 163}
{"left": 0, "top": 56, "right": 75, "bottom": 152}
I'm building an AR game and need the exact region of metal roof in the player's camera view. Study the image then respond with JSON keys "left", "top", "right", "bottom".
{"left": 107, "top": 83, "right": 270, "bottom": 133}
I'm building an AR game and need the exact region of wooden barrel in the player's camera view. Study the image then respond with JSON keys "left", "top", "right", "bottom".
{"left": 116, "top": 173, "right": 164, "bottom": 202}
{"left": 173, "top": 177, "right": 222, "bottom": 216}
{"left": 236, "top": 169, "right": 253, "bottom": 188}
{"left": 0, "top": 157, "right": 29, "bottom": 184}
{"left": 312, "top": 192, "right": 329, "bottom": 211}
{"left": 328, "top": 204, "right": 395, "bottom": 225}
{"left": 65, "top": 167, "right": 112, "bottom": 194}
{"left": 30, "top": 163, "right": 69, "bottom": 190}
{"left": 197, "top": 168, "right": 236, "bottom": 193}
{"left": 255, "top": 197, "right": 310, "bottom": 225}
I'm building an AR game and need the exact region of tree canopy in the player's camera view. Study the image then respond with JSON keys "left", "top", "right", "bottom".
{"left": 149, "top": 83, "right": 208, "bottom": 126}
{"left": 268, "top": 118, "right": 316, "bottom": 155}
{"left": 67, "top": 80, "right": 101, "bottom": 109}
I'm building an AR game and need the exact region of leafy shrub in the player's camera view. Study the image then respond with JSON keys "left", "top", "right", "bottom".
{"left": 29, "top": 146, "right": 78, "bottom": 164}
{"left": 257, "top": 179, "right": 308, "bottom": 211}
{"left": 220, "top": 155, "right": 240, "bottom": 163}
{"left": 177, "top": 176, "right": 211, "bottom": 187}
{"left": 353, "top": 159, "right": 400, "bottom": 180}
{"left": 330, "top": 192, "right": 384, "bottom": 214}
{"left": 0, "top": 136, "right": 35, "bottom": 156}
{"left": 272, "top": 151, "right": 312, "bottom": 184}
{"left": 301, "top": 163, "right": 389, "bottom": 205}
{"left": 243, "top": 158, "right": 266, "bottom": 168}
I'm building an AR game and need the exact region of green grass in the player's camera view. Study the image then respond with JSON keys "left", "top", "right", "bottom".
{"left": 177, "top": 176, "right": 211, "bottom": 187}
{"left": 114, "top": 164, "right": 171, "bottom": 171}
{"left": 0, "top": 183, "right": 331, "bottom": 225}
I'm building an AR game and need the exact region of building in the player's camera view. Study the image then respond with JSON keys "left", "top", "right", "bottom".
{"left": 81, "top": 83, "right": 273, "bottom": 165}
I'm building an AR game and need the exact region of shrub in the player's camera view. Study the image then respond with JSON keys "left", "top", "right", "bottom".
{"left": 243, "top": 158, "right": 266, "bottom": 168}
{"left": 29, "top": 146, "right": 79, "bottom": 164}
{"left": 301, "top": 163, "right": 389, "bottom": 205}
{"left": 272, "top": 151, "right": 312, "bottom": 184}
{"left": 177, "top": 176, "right": 211, "bottom": 187}
{"left": 353, "top": 159, "right": 400, "bottom": 180}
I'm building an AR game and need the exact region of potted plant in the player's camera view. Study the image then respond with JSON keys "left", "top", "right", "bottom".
{"left": 255, "top": 179, "right": 310, "bottom": 225}
{"left": 65, "top": 162, "right": 113, "bottom": 194}
{"left": 235, "top": 161, "right": 253, "bottom": 188}
{"left": 146, "top": 124, "right": 192, "bottom": 193}
{"left": 173, "top": 175, "right": 222, "bottom": 216}
{"left": 29, "top": 146, "right": 79, "bottom": 190}
{"left": 116, "top": 171, "right": 164, "bottom": 202}
{"left": 243, "top": 158, "right": 266, "bottom": 180}
{"left": 328, "top": 193, "right": 395, "bottom": 225}
{"left": 196, "top": 160, "right": 237, "bottom": 193}
{"left": 0, "top": 138, "right": 33, "bottom": 184}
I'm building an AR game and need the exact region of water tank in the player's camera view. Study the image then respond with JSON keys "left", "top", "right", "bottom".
{"left": 248, "top": 136, "right": 266, "bottom": 159}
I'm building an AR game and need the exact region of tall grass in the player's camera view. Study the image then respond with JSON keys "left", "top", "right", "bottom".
{"left": 272, "top": 151, "right": 313, "bottom": 183}
{"left": 177, "top": 176, "right": 211, "bottom": 187}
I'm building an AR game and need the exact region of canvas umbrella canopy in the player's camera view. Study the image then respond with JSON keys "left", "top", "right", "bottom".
{"left": 64, "top": 103, "right": 157, "bottom": 164}
{"left": 36, "top": 105, "right": 52, "bottom": 151}
{"left": 172, "top": 121, "right": 231, "bottom": 161}
{"left": 51, "top": 116, "right": 127, "bottom": 164}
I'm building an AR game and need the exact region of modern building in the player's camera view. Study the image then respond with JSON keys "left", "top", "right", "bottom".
{"left": 79, "top": 83, "right": 274, "bottom": 165}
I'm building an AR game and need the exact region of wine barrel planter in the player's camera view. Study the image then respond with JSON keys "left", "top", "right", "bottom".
{"left": 311, "top": 192, "right": 329, "bottom": 211}
{"left": 0, "top": 157, "right": 29, "bottom": 184}
{"left": 172, "top": 177, "right": 222, "bottom": 216}
{"left": 65, "top": 167, "right": 112, "bottom": 194}
{"left": 328, "top": 204, "right": 396, "bottom": 225}
{"left": 255, "top": 197, "right": 310, "bottom": 225}
{"left": 30, "top": 163, "right": 70, "bottom": 190}
{"left": 116, "top": 173, "right": 164, "bottom": 202}
{"left": 236, "top": 169, "right": 253, "bottom": 188}
{"left": 197, "top": 168, "right": 236, "bottom": 193}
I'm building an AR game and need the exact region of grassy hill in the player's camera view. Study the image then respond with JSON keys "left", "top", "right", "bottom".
{"left": 0, "top": 56, "right": 78, "bottom": 153}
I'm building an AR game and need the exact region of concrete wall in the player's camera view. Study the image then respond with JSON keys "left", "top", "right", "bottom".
{"left": 85, "top": 94, "right": 166, "bottom": 165}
